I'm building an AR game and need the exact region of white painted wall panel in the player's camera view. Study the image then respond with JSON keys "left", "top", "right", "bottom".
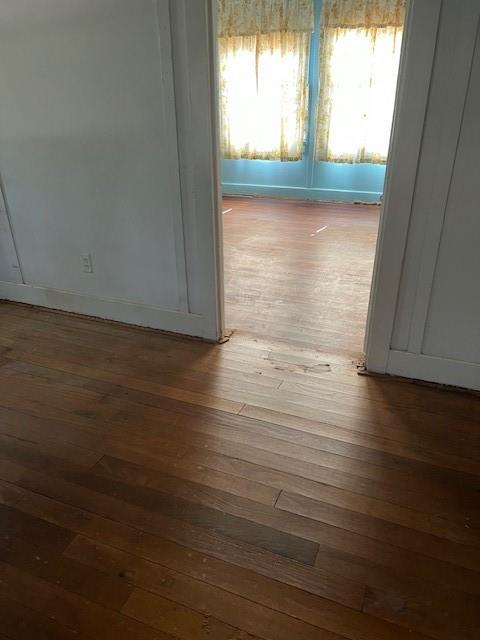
{"left": 366, "top": 0, "right": 480, "bottom": 389}
{"left": 422, "top": 29, "right": 480, "bottom": 364}
{"left": 390, "top": 0, "right": 479, "bottom": 353}
{"left": 0, "top": 0, "right": 185, "bottom": 309}
{"left": 0, "top": 0, "right": 222, "bottom": 339}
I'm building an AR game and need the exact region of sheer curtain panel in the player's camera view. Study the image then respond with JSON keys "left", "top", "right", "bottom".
{"left": 218, "top": 0, "right": 314, "bottom": 161}
{"left": 315, "top": 0, "right": 405, "bottom": 164}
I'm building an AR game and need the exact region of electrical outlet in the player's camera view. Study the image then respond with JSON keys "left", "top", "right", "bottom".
{"left": 81, "top": 253, "right": 94, "bottom": 274}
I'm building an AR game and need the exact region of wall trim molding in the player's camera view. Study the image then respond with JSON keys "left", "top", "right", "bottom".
{"left": 222, "top": 182, "right": 382, "bottom": 203}
{"left": 0, "top": 281, "right": 214, "bottom": 340}
{"left": 155, "top": 0, "right": 190, "bottom": 315}
{"left": 364, "top": 0, "right": 442, "bottom": 371}
{"left": 387, "top": 350, "right": 480, "bottom": 391}
{"left": 170, "top": 0, "right": 224, "bottom": 340}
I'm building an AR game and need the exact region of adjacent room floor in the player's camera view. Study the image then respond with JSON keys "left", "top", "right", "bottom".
{"left": 223, "top": 196, "right": 380, "bottom": 362}
{"left": 0, "top": 197, "right": 479, "bottom": 640}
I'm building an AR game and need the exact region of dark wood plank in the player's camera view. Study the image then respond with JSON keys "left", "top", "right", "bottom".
{"left": 92, "top": 455, "right": 480, "bottom": 569}
{"left": 0, "top": 466, "right": 364, "bottom": 609}
{"left": 0, "top": 405, "right": 280, "bottom": 506}
{"left": 123, "top": 587, "right": 328, "bottom": 640}
{"left": 0, "top": 503, "right": 132, "bottom": 609}
{"left": 0, "top": 560, "right": 169, "bottom": 640}
{"left": 5, "top": 477, "right": 468, "bottom": 640}
{"left": 79, "top": 458, "right": 318, "bottom": 564}
{"left": 363, "top": 585, "right": 480, "bottom": 640}
{"left": 0, "top": 593, "right": 88, "bottom": 640}
{"left": 275, "top": 490, "right": 480, "bottom": 569}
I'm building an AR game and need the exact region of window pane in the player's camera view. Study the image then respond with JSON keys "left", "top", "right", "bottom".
{"left": 317, "top": 26, "right": 403, "bottom": 163}
{"left": 219, "top": 32, "right": 310, "bottom": 160}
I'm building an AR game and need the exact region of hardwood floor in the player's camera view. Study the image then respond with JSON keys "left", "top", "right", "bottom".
{"left": 0, "top": 196, "right": 479, "bottom": 640}
{"left": 224, "top": 197, "right": 379, "bottom": 361}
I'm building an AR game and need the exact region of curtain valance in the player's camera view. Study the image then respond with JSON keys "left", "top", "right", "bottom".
{"left": 321, "top": 0, "right": 405, "bottom": 29}
{"left": 218, "top": 0, "right": 314, "bottom": 38}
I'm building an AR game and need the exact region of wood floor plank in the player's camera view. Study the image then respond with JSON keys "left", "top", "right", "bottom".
{"left": 175, "top": 445, "right": 477, "bottom": 539}
{"left": 0, "top": 432, "right": 102, "bottom": 478}
{"left": 83, "top": 458, "right": 318, "bottom": 564}
{"left": 239, "top": 404, "right": 480, "bottom": 475}
{"left": 4, "top": 354, "right": 476, "bottom": 482}
{"left": 68, "top": 534, "right": 478, "bottom": 640}
{"left": 4, "top": 354, "right": 479, "bottom": 463}
{"left": 174, "top": 409, "right": 480, "bottom": 478}
{"left": 4, "top": 337, "right": 480, "bottom": 464}
{"left": 0, "top": 406, "right": 279, "bottom": 507}
{"left": 4, "top": 441, "right": 480, "bottom": 601}
{"left": 2, "top": 387, "right": 478, "bottom": 533}
{"left": 170, "top": 415, "right": 480, "bottom": 506}
{"left": 4, "top": 393, "right": 475, "bottom": 536}
{"left": 89, "top": 440, "right": 476, "bottom": 544}
{"left": 123, "top": 586, "right": 334, "bottom": 640}
{"left": 66, "top": 535, "right": 349, "bottom": 640}
{"left": 0, "top": 462, "right": 362, "bottom": 609}
{"left": 106, "top": 420, "right": 480, "bottom": 528}
{"left": 0, "top": 593, "right": 88, "bottom": 640}
{"left": 0, "top": 561, "right": 170, "bottom": 640}
{"left": 92, "top": 454, "right": 480, "bottom": 568}
{"left": 363, "top": 585, "right": 480, "bottom": 640}
{"left": 275, "top": 490, "right": 480, "bottom": 570}
{"left": 0, "top": 503, "right": 133, "bottom": 609}
{"left": 4, "top": 480, "right": 472, "bottom": 640}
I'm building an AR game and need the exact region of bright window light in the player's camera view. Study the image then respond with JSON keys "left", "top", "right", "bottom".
{"left": 219, "top": 33, "right": 310, "bottom": 160}
{"left": 317, "top": 27, "right": 403, "bottom": 163}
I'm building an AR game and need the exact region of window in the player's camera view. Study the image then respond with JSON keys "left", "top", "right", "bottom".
{"left": 315, "top": 0, "right": 405, "bottom": 164}
{"left": 218, "top": 0, "right": 313, "bottom": 161}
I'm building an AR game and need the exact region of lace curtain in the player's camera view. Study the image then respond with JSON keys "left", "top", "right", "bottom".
{"left": 315, "top": 0, "right": 406, "bottom": 164}
{"left": 218, "top": 0, "right": 314, "bottom": 161}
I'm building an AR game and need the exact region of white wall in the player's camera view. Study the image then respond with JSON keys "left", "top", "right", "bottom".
{"left": 0, "top": 0, "right": 223, "bottom": 340}
{"left": 366, "top": 0, "right": 480, "bottom": 390}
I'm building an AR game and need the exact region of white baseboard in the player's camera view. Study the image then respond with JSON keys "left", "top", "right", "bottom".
{"left": 0, "top": 281, "right": 217, "bottom": 341}
{"left": 387, "top": 350, "right": 480, "bottom": 391}
{"left": 222, "top": 182, "right": 383, "bottom": 203}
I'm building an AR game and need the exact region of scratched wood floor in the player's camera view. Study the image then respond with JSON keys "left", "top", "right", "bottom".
{"left": 0, "top": 195, "right": 479, "bottom": 640}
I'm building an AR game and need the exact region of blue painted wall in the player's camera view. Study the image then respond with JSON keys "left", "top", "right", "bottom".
{"left": 221, "top": 0, "right": 386, "bottom": 203}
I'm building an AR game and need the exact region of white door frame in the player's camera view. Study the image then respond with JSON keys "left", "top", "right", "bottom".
{"left": 364, "top": 0, "right": 443, "bottom": 372}
{"left": 170, "top": 0, "right": 225, "bottom": 341}
{"left": 208, "top": 0, "right": 226, "bottom": 340}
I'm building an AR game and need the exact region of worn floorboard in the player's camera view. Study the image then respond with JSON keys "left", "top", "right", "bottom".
{"left": 0, "top": 197, "right": 479, "bottom": 639}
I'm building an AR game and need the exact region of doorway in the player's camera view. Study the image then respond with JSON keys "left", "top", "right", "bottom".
{"left": 214, "top": 0, "right": 407, "bottom": 369}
